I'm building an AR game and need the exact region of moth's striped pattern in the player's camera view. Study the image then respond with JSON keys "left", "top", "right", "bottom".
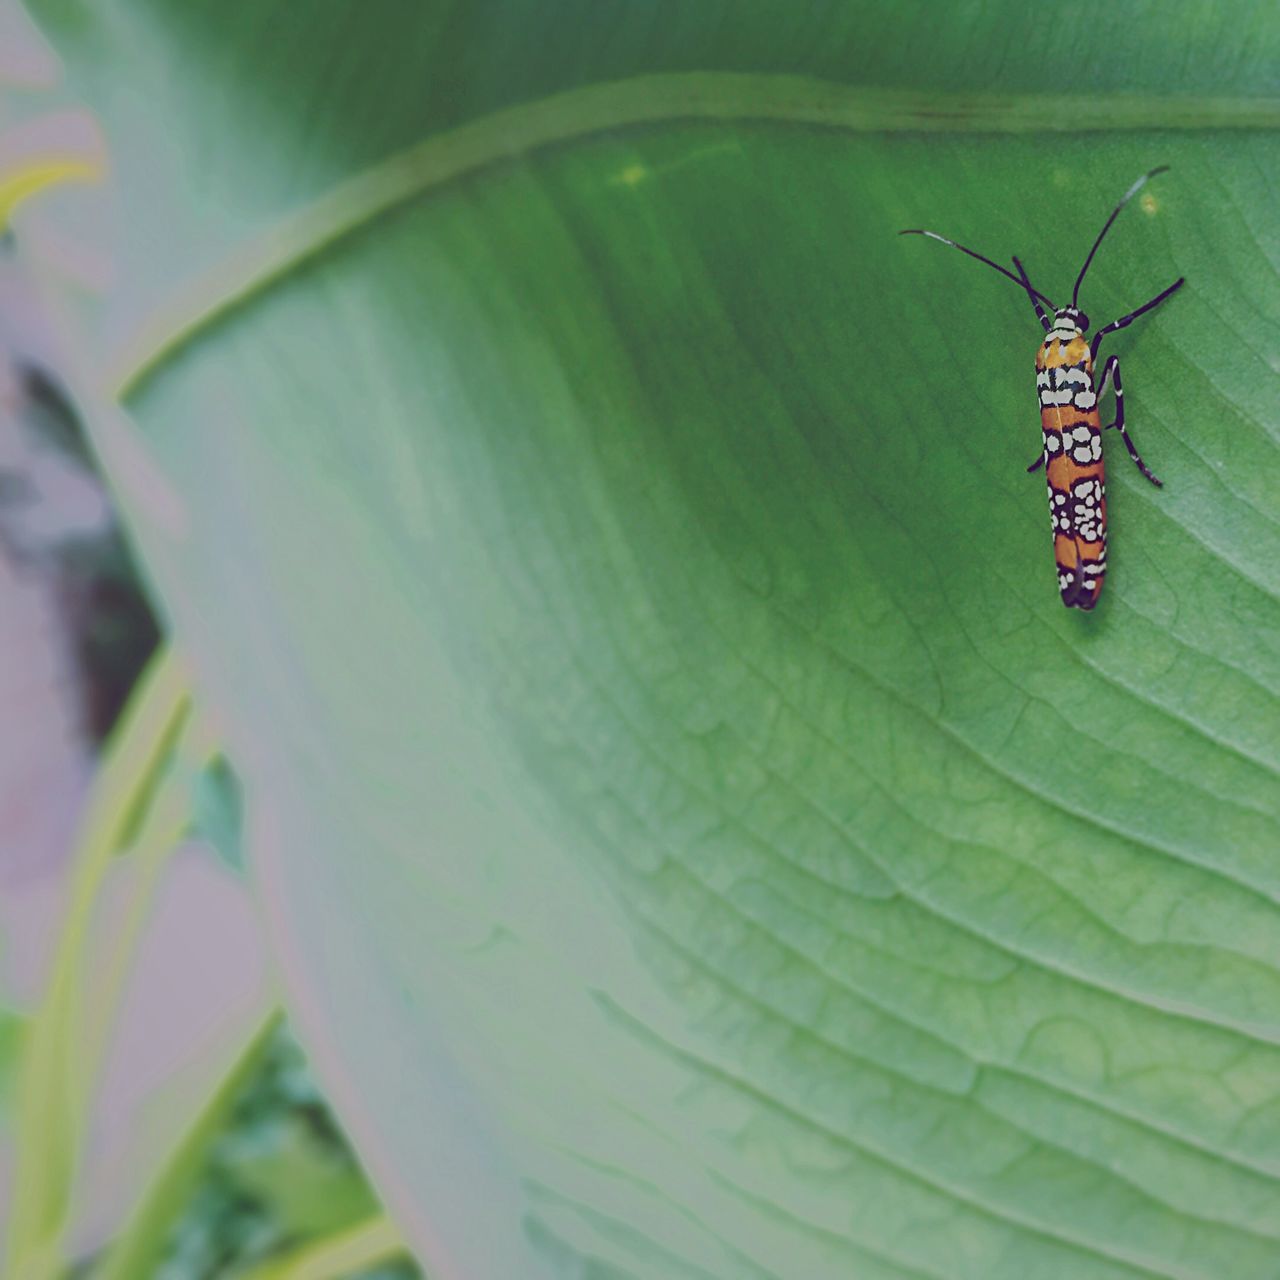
{"left": 1037, "top": 318, "right": 1108, "bottom": 609}
{"left": 901, "top": 169, "right": 1184, "bottom": 610}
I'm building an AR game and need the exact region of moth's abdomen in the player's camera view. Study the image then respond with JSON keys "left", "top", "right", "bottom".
{"left": 1037, "top": 336, "right": 1106, "bottom": 610}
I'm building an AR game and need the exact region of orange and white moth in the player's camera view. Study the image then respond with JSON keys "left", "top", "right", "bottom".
{"left": 901, "top": 168, "right": 1184, "bottom": 610}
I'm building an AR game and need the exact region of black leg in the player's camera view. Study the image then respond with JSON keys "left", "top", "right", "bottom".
{"left": 1099, "top": 355, "right": 1162, "bottom": 487}
{"left": 1095, "top": 353, "right": 1118, "bottom": 405}
{"left": 1027, "top": 453, "right": 1045, "bottom": 473}
{"left": 1012, "top": 256, "right": 1051, "bottom": 332}
{"left": 1090, "top": 277, "right": 1184, "bottom": 362}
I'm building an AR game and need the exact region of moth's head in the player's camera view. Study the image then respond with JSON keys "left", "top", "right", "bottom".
{"left": 1054, "top": 306, "right": 1090, "bottom": 335}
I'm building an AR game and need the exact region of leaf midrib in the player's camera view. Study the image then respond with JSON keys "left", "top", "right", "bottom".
{"left": 105, "top": 73, "right": 1280, "bottom": 401}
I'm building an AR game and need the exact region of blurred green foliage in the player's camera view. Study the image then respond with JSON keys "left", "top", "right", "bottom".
{"left": 154, "top": 1025, "right": 417, "bottom": 1280}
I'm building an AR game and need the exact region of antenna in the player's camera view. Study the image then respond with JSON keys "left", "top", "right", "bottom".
{"left": 1073, "top": 166, "right": 1169, "bottom": 306}
{"left": 899, "top": 229, "right": 1057, "bottom": 309}
{"left": 1011, "top": 255, "right": 1050, "bottom": 330}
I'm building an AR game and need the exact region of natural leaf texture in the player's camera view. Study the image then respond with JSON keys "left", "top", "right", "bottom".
{"left": 19, "top": 2, "right": 1280, "bottom": 1277}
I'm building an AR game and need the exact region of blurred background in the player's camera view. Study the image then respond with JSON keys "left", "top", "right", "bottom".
{"left": 1, "top": 8, "right": 418, "bottom": 1276}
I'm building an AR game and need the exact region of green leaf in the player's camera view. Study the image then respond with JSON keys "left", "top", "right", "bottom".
{"left": 21, "top": 2, "right": 1280, "bottom": 1277}
{"left": 231, "top": 1119, "right": 380, "bottom": 1241}
{"left": 234, "top": 1215, "right": 407, "bottom": 1280}
{"left": 191, "top": 755, "right": 246, "bottom": 872}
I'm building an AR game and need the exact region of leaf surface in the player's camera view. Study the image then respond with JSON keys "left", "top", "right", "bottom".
{"left": 21, "top": 2, "right": 1280, "bottom": 1276}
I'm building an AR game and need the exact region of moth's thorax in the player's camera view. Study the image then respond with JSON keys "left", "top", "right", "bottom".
{"left": 1046, "top": 306, "right": 1089, "bottom": 345}
{"left": 1035, "top": 335, "right": 1096, "bottom": 411}
{"left": 1044, "top": 320, "right": 1087, "bottom": 348}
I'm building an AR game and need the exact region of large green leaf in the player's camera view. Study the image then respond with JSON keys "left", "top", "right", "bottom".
{"left": 19, "top": 2, "right": 1280, "bottom": 1276}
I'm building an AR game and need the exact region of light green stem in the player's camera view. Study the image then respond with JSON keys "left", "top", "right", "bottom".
{"left": 3, "top": 648, "right": 191, "bottom": 1280}
{"left": 93, "top": 1008, "right": 285, "bottom": 1280}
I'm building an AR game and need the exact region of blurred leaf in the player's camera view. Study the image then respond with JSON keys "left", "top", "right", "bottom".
{"left": 235, "top": 1216, "right": 407, "bottom": 1280}
{"left": 0, "top": 154, "right": 92, "bottom": 227}
{"left": 231, "top": 1121, "right": 379, "bottom": 1241}
{"left": 191, "top": 756, "right": 244, "bottom": 872}
{"left": 0, "top": 2, "right": 57, "bottom": 89}
{"left": 3, "top": 647, "right": 190, "bottom": 1279}
{"left": 21, "top": 1, "right": 1280, "bottom": 1278}
{"left": 153, "top": 1023, "right": 414, "bottom": 1280}
{"left": 0, "top": 1009, "right": 24, "bottom": 1116}
{"left": 0, "top": 112, "right": 102, "bottom": 229}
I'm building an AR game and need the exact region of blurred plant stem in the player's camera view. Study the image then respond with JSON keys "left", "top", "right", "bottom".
{"left": 2, "top": 635, "right": 379, "bottom": 1279}
{"left": 4, "top": 646, "right": 190, "bottom": 1280}
{"left": 91, "top": 1006, "right": 284, "bottom": 1280}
